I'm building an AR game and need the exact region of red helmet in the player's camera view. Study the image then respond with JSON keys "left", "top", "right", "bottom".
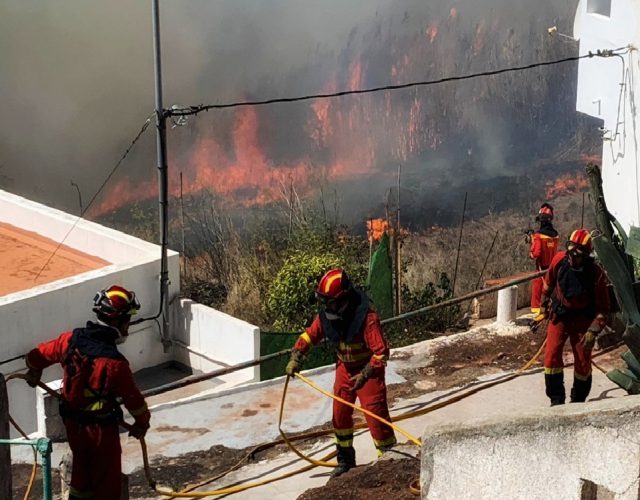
{"left": 568, "top": 228, "right": 592, "bottom": 254}
{"left": 315, "top": 268, "right": 352, "bottom": 303}
{"left": 93, "top": 285, "right": 140, "bottom": 319}
{"left": 538, "top": 203, "right": 554, "bottom": 220}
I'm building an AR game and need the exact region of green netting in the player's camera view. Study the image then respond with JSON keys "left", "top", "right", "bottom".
{"left": 367, "top": 233, "right": 393, "bottom": 319}
{"left": 259, "top": 331, "right": 336, "bottom": 381}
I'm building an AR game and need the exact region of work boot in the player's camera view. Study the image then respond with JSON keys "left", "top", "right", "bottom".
{"left": 570, "top": 376, "right": 592, "bottom": 403}
{"left": 331, "top": 446, "right": 356, "bottom": 478}
{"left": 375, "top": 435, "right": 398, "bottom": 457}
{"left": 545, "top": 372, "right": 565, "bottom": 406}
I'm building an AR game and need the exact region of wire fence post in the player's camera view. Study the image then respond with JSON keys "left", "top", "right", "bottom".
{"left": 0, "top": 374, "right": 10, "bottom": 499}
{"left": 452, "top": 192, "right": 468, "bottom": 296}
{"left": 36, "top": 438, "right": 53, "bottom": 500}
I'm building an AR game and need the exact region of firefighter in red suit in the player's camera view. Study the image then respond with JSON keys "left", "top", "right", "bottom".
{"left": 540, "top": 230, "right": 610, "bottom": 406}
{"left": 24, "top": 285, "right": 151, "bottom": 500}
{"left": 285, "top": 268, "right": 396, "bottom": 477}
{"left": 530, "top": 203, "right": 560, "bottom": 321}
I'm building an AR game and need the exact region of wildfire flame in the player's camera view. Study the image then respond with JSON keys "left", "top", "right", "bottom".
{"left": 545, "top": 172, "right": 589, "bottom": 200}
{"left": 425, "top": 22, "right": 439, "bottom": 43}
{"left": 90, "top": 102, "right": 377, "bottom": 217}
{"left": 86, "top": 8, "right": 580, "bottom": 220}
{"left": 366, "top": 218, "right": 389, "bottom": 242}
{"left": 580, "top": 153, "right": 601, "bottom": 164}
{"left": 473, "top": 20, "right": 486, "bottom": 55}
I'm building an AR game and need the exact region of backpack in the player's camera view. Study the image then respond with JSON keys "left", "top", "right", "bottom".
{"left": 62, "top": 329, "right": 105, "bottom": 411}
{"left": 551, "top": 255, "right": 596, "bottom": 317}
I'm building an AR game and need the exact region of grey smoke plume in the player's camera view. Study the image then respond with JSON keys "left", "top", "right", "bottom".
{"left": 0, "top": 0, "right": 396, "bottom": 212}
{"left": 1, "top": 0, "right": 591, "bottom": 225}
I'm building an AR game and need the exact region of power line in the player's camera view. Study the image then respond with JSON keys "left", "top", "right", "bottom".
{"left": 33, "top": 114, "right": 154, "bottom": 282}
{"left": 27, "top": 46, "right": 633, "bottom": 283}
{"left": 168, "top": 48, "right": 630, "bottom": 117}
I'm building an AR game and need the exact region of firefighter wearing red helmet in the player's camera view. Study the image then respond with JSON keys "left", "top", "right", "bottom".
{"left": 285, "top": 268, "right": 396, "bottom": 477}
{"left": 539, "top": 229, "right": 610, "bottom": 406}
{"left": 24, "top": 285, "right": 150, "bottom": 500}
{"left": 529, "top": 203, "right": 560, "bottom": 321}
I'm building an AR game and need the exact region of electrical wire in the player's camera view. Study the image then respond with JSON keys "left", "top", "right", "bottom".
{"left": 168, "top": 48, "right": 631, "bottom": 117}
{"left": 32, "top": 114, "right": 155, "bottom": 283}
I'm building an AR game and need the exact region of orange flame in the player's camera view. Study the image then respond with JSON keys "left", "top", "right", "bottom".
{"left": 349, "top": 59, "right": 363, "bottom": 91}
{"left": 90, "top": 100, "right": 378, "bottom": 216}
{"left": 580, "top": 153, "right": 601, "bottom": 164}
{"left": 425, "top": 22, "right": 439, "bottom": 43}
{"left": 366, "top": 218, "right": 389, "bottom": 242}
{"left": 545, "top": 172, "right": 589, "bottom": 200}
{"left": 473, "top": 20, "right": 486, "bottom": 55}
{"left": 309, "top": 75, "right": 337, "bottom": 146}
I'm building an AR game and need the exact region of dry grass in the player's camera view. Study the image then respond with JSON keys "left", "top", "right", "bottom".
{"left": 402, "top": 192, "right": 596, "bottom": 296}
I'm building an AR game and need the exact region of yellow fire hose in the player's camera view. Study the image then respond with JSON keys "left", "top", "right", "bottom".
{"left": 5, "top": 332, "right": 622, "bottom": 499}
{"left": 279, "top": 339, "right": 547, "bottom": 497}
{"left": 290, "top": 373, "right": 422, "bottom": 447}
{"left": 2, "top": 338, "right": 550, "bottom": 499}
{"left": 7, "top": 372, "right": 336, "bottom": 498}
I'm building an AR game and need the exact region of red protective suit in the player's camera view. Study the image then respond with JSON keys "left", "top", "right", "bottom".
{"left": 293, "top": 291, "right": 396, "bottom": 454}
{"left": 26, "top": 322, "right": 150, "bottom": 500}
{"left": 529, "top": 229, "right": 560, "bottom": 313}
{"left": 541, "top": 251, "right": 610, "bottom": 404}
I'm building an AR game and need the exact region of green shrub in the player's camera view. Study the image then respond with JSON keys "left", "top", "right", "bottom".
{"left": 265, "top": 252, "right": 342, "bottom": 331}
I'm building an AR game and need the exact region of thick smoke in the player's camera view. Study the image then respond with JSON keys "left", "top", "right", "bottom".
{"left": 1, "top": 0, "right": 596, "bottom": 226}
{"left": 0, "top": 0, "right": 392, "bottom": 211}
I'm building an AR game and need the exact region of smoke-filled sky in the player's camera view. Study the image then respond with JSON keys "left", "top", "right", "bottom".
{"left": 1, "top": 0, "right": 593, "bottom": 225}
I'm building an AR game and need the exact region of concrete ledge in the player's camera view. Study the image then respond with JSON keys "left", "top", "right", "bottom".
{"left": 421, "top": 395, "right": 640, "bottom": 499}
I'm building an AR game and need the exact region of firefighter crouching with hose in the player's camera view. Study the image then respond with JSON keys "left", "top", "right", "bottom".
{"left": 539, "top": 230, "right": 611, "bottom": 406}
{"left": 23, "top": 285, "right": 151, "bottom": 500}
{"left": 285, "top": 268, "right": 397, "bottom": 477}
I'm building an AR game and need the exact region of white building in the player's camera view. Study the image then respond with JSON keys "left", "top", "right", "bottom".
{"left": 0, "top": 189, "right": 259, "bottom": 437}
{"left": 573, "top": 0, "right": 639, "bottom": 234}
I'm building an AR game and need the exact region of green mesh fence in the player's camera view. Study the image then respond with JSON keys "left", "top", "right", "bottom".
{"left": 367, "top": 233, "right": 393, "bottom": 319}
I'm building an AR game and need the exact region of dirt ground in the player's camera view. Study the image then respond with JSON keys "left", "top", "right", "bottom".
{"left": 12, "top": 462, "right": 62, "bottom": 499}
{"left": 297, "top": 457, "right": 421, "bottom": 500}
{"left": 128, "top": 444, "right": 250, "bottom": 498}
{"left": 11, "top": 322, "right": 624, "bottom": 499}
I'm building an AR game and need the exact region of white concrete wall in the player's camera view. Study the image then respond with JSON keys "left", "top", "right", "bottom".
{"left": 0, "top": 190, "right": 261, "bottom": 438}
{"left": 0, "top": 189, "right": 162, "bottom": 265}
{"left": 172, "top": 299, "right": 260, "bottom": 385}
{"left": 0, "top": 189, "right": 180, "bottom": 436}
{"left": 421, "top": 396, "right": 640, "bottom": 499}
{"left": 574, "top": 0, "right": 640, "bottom": 234}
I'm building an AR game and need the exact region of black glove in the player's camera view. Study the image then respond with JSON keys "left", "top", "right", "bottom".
{"left": 24, "top": 368, "right": 42, "bottom": 388}
{"left": 285, "top": 349, "right": 304, "bottom": 376}
{"left": 128, "top": 423, "right": 149, "bottom": 440}
{"left": 349, "top": 364, "right": 375, "bottom": 393}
